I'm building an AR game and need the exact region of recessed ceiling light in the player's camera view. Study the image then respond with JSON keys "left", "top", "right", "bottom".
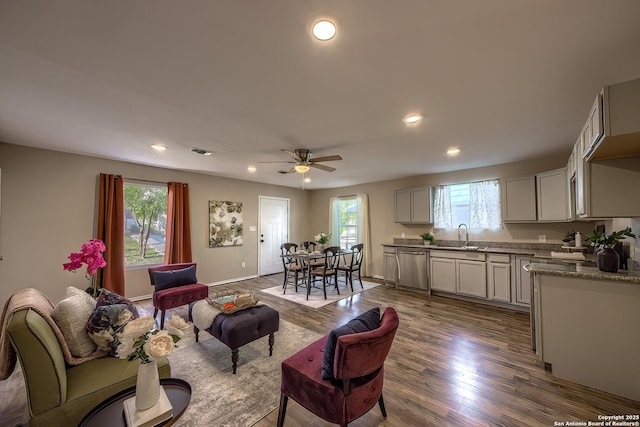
{"left": 150, "top": 144, "right": 166, "bottom": 151}
{"left": 247, "top": 166, "right": 257, "bottom": 173}
{"left": 312, "top": 20, "right": 336, "bottom": 41}
{"left": 402, "top": 114, "right": 423, "bottom": 125}
{"left": 304, "top": 177, "right": 311, "bottom": 183}
{"left": 447, "top": 147, "right": 461, "bottom": 156}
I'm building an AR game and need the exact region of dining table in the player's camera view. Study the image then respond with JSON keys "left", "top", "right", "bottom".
{"left": 282, "top": 249, "right": 352, "bottom": 299}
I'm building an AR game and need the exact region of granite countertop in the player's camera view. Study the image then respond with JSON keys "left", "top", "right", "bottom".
{"left": 529, "top": 262, "right": 640, "bottom": 284}
{"left": 382, "top": 241, "right": 561, "bottom": 258}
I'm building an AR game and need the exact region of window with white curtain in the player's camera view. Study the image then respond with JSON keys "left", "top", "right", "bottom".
{"left": 433, "top": 179, "right": 502, "bottom": 229}
{"left": 331, "top": 197, "right": 360, "bottom": 251}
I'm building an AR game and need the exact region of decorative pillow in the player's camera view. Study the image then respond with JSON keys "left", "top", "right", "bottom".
{"left": 86, "top": 303, "right": 138, "bottom": 356}
{"left": 87, "top": 289, "right": 139, "bottom": 356}
{"left": 151, "top": 265, "right": 198, "bottom": 292}
{"left": 321, "top": 307, "right": 381, "bottom": 380}
{"left": 96, "top": 287, "right": 137, "bottom": 307}
{"left": 52, "top": 287, "right": 97, "bottom": 357}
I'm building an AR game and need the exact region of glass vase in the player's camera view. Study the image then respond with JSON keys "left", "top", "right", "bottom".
{"left": 135, "top": 360, "right": 160, "bottom": 410}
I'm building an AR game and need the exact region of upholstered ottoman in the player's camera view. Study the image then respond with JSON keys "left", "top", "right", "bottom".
{"left": 189, "top": 303, "right": 280, "bottom": 374}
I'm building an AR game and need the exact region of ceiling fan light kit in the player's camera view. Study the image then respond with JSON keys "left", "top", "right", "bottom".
{"left": 294, "top": 164, "right": 310, "bottom": 173}
{"left": 260, "top": 148, "right": 343, "bottom": 174}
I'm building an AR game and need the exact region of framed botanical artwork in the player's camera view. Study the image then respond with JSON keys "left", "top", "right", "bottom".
{"left": 209, "top": 200, "right": 243, "bottom": 247}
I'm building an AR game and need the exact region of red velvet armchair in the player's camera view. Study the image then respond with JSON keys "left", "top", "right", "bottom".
{"left": 148, "top": 262, "right": 208, "bottom": 328}
{"left": 277, "top": 307, "right": 399, "bottom": 426}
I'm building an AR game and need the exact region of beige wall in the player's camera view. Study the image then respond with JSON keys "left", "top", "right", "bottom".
{"left": 0, "top": 143, "right": 310, "bottom": 303}
{"left": 1, "top": 143, "right": 635, "bottom": 304}
{"left": 309, "top": 153, "right": 611, "bottom": 278}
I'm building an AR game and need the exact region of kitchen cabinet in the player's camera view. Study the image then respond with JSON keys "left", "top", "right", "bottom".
{"left": 429, "top": 257, "right": 456, "bottom": 293}
{"left": 503, "top": 169, "right": 570, "bottom": 223}
{"left": 585, "top": 77, "right": 640, "bottom": 161}
{"left": 457, "top": 259, "right": 487, "bottom": 298}
{"left": 573, "top": 135, "right": 640, "bottom": 218}
{"left": 501, "top": 176, "right": 537, "bottom": 222}
{"left": 430, "top": 250, "right": 487, "bottom": 298}
{"left": 574, "top": 136, "right": 588, "bottom": 217}
{"left": 487, "top": 253, "right": 511, "bottom": 303}
{"left": 535, "top": 272, "right": 640, "bottom": 401}
{"left": 536, "top": 168, "right": 570, "bottom": 221}
{"left": 514, "top": 255, "right": 532, "bottom": 306}
{"left": 383, "top": 246, "right": 397, "bottom": 286}
{"left": 394, "top": 187, "right": 432, "bottom": 224}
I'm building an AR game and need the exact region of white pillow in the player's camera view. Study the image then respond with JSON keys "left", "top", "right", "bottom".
{"left": 52, "top": 286, "right": 97, "bottom": 357}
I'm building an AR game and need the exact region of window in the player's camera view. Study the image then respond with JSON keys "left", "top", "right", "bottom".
{"left": 331, "top": 197, "right": 360, "bottom": 251}
{"left": 433, "top": 179, "right": 502, "bottom": 229}
{"left": 124, "top": 182, "right": 168, "bottom": 266}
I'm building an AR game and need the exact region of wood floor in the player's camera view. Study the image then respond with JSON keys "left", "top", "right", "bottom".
{"left": 244, "top": 274, "right": 640, "bottom": 427}
{"left": 2, "top": 274, "right": 639, "bottom": 426}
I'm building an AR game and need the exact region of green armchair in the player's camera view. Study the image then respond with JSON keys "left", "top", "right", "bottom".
{"left": 2, "top": 289, "right": 171, "bottom": 426}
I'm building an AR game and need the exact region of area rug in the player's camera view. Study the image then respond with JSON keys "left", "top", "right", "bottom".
{"left": 260, "top": 280, "right": 381, "bottom": 309}
{"left": 167, "top": 319, "right": 321, "bottom": 426}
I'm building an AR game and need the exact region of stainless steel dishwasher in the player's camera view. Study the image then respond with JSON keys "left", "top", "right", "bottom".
{"left": 396, "top": 248, "right": 429, "bottom": 293}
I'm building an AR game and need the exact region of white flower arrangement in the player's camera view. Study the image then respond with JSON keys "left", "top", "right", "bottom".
{"left": 115, "top": 315, "right": 189, "bottom": 364}
{"left": 314, "top": 232, "right": 331, "bottom": 244}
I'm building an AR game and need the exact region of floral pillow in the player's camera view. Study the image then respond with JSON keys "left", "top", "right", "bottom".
{"left": 86, "top": 289, "right": 139, "bottom": 356}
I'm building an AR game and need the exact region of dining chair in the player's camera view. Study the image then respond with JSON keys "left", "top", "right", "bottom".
{"left": 338, "top": 243, "right": 364, "bottom": 292}
{"left": 281, "top": 243, "right": 303, "bottom": 293}
{"left": 309, "top": 246, "right": 341, "bottom": 300}
{"left": 300, "top": 241, "right": 326, "bottom": 269}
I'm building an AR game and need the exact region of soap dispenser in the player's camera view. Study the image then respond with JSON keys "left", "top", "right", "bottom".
{"left": 575, "top": 231, "right": 583, "bottom": 248}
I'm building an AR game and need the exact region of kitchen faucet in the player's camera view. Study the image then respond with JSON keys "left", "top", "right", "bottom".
{"left": 458, "top": 223, "right": 469, "bottom": 247}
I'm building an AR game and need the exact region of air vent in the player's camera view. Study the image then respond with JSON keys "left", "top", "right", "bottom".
{"left": 191, "top": 147, "right": 213, "bottom": 156}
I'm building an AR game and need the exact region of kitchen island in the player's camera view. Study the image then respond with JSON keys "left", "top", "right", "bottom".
{"left": 530, "top": 262, "right": 640, "bottom": 401}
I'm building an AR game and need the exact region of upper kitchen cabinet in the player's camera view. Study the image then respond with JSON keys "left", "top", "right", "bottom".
{"left": 501, "top": 176, "right": 537, "bottom": 222}
{"left": 536, "top": 168, "right": 570, "bottom": 222}
{"left": 584, "top": 77, "right": 640, "bottom": 161}
{"left": 394, "top": 187, "right": 433, "bottom": 224}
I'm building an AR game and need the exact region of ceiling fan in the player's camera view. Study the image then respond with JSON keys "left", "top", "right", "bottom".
{"left": 260, "top": 149, "right": 343, "bottom": 174}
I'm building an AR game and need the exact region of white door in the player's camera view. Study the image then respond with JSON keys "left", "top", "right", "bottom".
{"left": 259, "top": 196, "right": 289, "bottom": 276}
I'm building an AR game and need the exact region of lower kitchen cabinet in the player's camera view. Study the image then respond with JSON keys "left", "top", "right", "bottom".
{"left": 457, "top": 260, "right": 487, "bottom": 298}
{"left": 487, "top": 254, "right": 512, "bottom": 303}
{"left": 383, "top": 247, "right": 397, "bottom": 286}
{"left": 430, "top": 250, "right": 487, "bottom": 298}
{"left": 514, "top": 255, "right": 532, "bottom": 306}
{"left": 430, "top": 257, "right": 456, "bottom": 293}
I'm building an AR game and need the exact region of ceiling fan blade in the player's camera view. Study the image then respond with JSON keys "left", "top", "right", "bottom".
{"left": 257, "top": 161, "right": 295, "bottom": 164}
{"left": 277, "top": 166, "right": 296, "bottom": 174}
{"left": 310, "top": 154, "right": 342, "bottom": 162}
{"left": 281, "top": 149, "right": 301, "bottom": 161}
{"left": 310, "top": 163, "right": 336, "bottom": 172}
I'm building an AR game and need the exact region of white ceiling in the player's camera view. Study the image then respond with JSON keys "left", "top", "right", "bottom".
{"left": 1, "top": 1, "right": 640, "bottom": 189}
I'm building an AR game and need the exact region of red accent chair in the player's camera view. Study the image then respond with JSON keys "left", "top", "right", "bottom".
{"left": 148, "top": 262, "right": 208, "bottom": 328}
{"left": 277, "top": 307, "right": 400, "bottom": 427}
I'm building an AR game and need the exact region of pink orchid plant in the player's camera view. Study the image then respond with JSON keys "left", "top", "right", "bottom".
{"left": 63, "top": 239, "right": 107, "bottom": 276}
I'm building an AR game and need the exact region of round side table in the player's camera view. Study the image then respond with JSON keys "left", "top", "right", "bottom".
{"left": 79, "top": 378, "right": 191, "bottom": 427}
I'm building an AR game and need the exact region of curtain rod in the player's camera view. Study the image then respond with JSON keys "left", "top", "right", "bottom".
{"left": 338, "top": 194, "right": 356, "bottom": 198}
{"left": 123, "top": 177, "right": 168, "bottom": 186}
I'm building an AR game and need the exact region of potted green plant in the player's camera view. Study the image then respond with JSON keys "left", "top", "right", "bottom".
{"left": 585, "top": 227, "right": 636, "bottom": 273}
{"left": 420, "top": 232, "right": 435, "bottom": 246}
{"left": 562, "top": 230, "right": 576, "bottom": 246}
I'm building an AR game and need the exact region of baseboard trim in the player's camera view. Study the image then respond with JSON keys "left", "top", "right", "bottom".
{"left": 128, "top": 275, "right": 260, "bottom": 302}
